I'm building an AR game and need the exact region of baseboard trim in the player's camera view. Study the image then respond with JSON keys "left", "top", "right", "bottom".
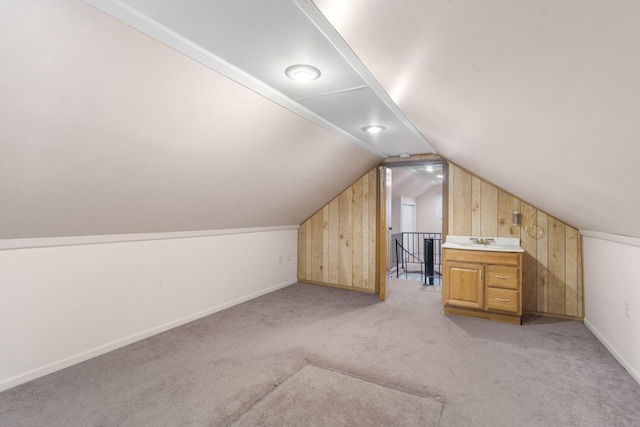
{"left": 298, "top": 279, "right": 376, "bottom": 294}
{"left": 584, "top": 318, "right": 640, "bottom": 386}
{"left": 0, "top": 279, "right": 296, "bottom": 392}
{"left": 522, "top": 310, "right": 584, "bottom": 322}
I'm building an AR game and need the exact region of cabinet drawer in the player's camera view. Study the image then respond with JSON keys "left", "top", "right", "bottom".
{"left": 485, "top": 265, "right": 518, "bottom": 290}
{"left": 443, "top": 249, "right": 520, "bottom": 266}
{"left": 486, "top": 288, "right": 519, "bottom": 314}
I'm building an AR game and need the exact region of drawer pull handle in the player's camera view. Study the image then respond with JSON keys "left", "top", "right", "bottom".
{"left": 496, "top": 275, "right": 510, "bottom": 280}
{"left": 495, "top": 298, "right": 510, "bottom": 303}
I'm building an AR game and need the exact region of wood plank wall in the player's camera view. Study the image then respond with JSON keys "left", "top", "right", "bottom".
{"left": 298, "top": 168, "right": 378, "bottom": 292}
{"left": 447, "top": 163, "right": 584, "bottom": 319}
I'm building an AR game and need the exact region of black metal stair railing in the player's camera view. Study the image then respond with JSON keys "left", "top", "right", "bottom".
{"left": 390, "top": 232, "right": 442, "bottom": 285}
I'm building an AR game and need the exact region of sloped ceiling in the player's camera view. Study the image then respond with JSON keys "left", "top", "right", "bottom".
{"left": 314, "top": 0, "right": 640, "bottom": 238}
{"left": 3, "top": 0, "right": 640, "bottom": 240}
{"left": 0, "top": 0, "right": 381, "bottom": 239}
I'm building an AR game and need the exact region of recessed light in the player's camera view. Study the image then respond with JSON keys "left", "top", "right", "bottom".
{"left": 285, "top": 64, "right": 321, "bottom": 82}
{"left": 362, "top": 125, "right": 386, "bottom": 134}
{"left": 436, "top": 174, "right": 444, "bottom": 179}
{"left": 426, "top": 166, "right": 434, "bottom": 172}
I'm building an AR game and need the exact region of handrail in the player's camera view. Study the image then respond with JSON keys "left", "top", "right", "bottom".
{"left": 391, "top": 232, "right": 442, "bottom": 285}
{"left": 395, "top": 239, "right": 423, "bottom": 278}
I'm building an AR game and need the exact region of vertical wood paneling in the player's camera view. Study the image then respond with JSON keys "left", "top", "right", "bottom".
{"left": 480, "top": 181, "right": 498, "bottom": 237}
{"left": 368, "top": 169, "right": 377, "bottom": 290}
{"left": 310, "top": 211, "right": 323, "bottom": 282}
{"left": 301, "top": 159, "right": 584, "bottom": 318}
{"left": 471, "top": 176, "right": 482, "bottom": 236}
{"left": 327, "top": 198, "right": 340, "bottom": 284}
{"left": 361, "top": 173, "right": 370, "bottom": 289}
{"left": 445, "top": 161, "right": 583, "bottom": 319}
{"left": 298, "top": 168, "right": 378, "bottom": 291}
{"left": 352, "top": 178, "right": 364, "bottom": 288}
{"left": 565, "top": 226, "right": 579, "bottom": 317}
{"left": 338, "top": 187, "right": 353, "bottom": 287}
{"left": 548, "top": 217, "right": 566, "bottom": 314}
{"left": 322, "top": 206, "right": 329, "bottom": 283}
{"left": 497, "top": 190, "right": 521, "bottom": 238}
{"left": 520, "top": 202, "right": 537, "bottom": 312}
{"left": 298, "top": 223, "right": 306, "bottom": 279}
{"left": 448, "top": 165, "right": 455, "bottom": 238}
{"left": 536, "top": 211, "right": 549, "bottom": 313}
{"left": 452, "top": 166, "right": 472, "bottom": 235}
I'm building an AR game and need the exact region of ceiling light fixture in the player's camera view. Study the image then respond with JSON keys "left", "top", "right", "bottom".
{"left": 362, "top": 125, "right": 386, "bottom": 135}
{"left": 285, "top": 64, "right": 321, "bottom": 82}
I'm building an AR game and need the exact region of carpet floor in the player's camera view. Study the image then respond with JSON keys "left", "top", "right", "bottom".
{"left": 1, "top": 281, "right": 639, "bottom": 426}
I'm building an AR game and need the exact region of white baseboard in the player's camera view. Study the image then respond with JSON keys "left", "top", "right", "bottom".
{"left": 0, "top": 279, "right": 296, "bottom": 392}
{"left": 584, "top": 317, "right": 640, "bottom": 386}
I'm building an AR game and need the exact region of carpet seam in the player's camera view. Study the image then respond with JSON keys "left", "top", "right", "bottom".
{"left": 305, "top": 360, "right": 448, "bottom": 404}
{"left": 222, "top": 361, "right": 310, "bottom": 426}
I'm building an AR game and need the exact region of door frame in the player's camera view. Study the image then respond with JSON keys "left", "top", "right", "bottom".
{"left": 377, "top": 156, "right": 448, "bottom": 301}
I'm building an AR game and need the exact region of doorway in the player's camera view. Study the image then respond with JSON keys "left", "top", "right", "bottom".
{"left": 385, "top": 161, "right": 445, "bottom": 295}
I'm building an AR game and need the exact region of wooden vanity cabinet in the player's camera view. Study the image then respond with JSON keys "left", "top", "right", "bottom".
{"left": 442, "top": 249, "right": 523, "bottom": 325}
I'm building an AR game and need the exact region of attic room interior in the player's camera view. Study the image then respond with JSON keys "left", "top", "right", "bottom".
{"left": 1, "top": 0, "right": 639, "bottom": 425}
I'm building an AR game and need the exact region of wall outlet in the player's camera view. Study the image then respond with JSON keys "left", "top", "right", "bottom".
{"left": 288, "top": 253, "right": 292, "bottom": 261}
{"left": 625, "top": 302, "right": 630, "bottom": 319}
{"left": 279, "top": 254, "right": 282, "bottom": 263}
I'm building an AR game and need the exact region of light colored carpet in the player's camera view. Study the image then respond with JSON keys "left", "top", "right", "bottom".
{"left": 0, "top": 281, "right": 639, "bottom": 426}
{"left": 229, "top": 364, "right": 442, "bottom": 426}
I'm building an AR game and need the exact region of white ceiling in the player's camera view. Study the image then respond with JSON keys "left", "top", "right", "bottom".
{"left": 313, "top": 0, "right": 640, "bottom": 238}
{"left": 84, "top": 0, "right": 435, "bottom": 157}
{"left": 2, "top": 0, "right": 640, "bottom": 239}
{"left": 391, "top": 165, "right": 443, "bottom": 202}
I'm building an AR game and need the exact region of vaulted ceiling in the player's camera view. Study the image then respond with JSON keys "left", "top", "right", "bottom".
{"left": 313, "top": 0, "right": 640, "bottom": 238}
{"left": 2, "top": 0, "right": 639, "bottom": 239}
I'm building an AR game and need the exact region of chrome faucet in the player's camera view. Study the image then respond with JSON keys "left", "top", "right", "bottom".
{"left": 470, "top": 237, "right": 494, "bottom": 245}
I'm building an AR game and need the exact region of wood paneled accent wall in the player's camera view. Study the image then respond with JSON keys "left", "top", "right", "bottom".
{"left": 448, "top": 163, "right": 584, "bottom": 319}
{"left": 298, "top": 168, "right": 378, "bottom": 292}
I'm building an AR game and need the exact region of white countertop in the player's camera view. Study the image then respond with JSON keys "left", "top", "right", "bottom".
{"left": 442, "top": 235, "right": 524, "bottom": 253}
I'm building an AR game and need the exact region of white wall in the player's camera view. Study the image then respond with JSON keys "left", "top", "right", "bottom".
{"left": 416, "top": 186, "right": 442, "bottom": 234}
{"left": 391, "top": 196, "right": 402, "bottom": 235}
{"left": 0, "top": 227, "right": 298, "bottom": 392}
{"left": 582, "top": 231, "right": 640, "bottom": 384}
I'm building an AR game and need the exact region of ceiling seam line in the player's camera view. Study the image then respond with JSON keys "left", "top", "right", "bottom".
{"left": 293, "top": 85, "right": 370, "bottom": 102}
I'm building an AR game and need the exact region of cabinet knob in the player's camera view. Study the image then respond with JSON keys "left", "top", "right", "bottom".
{"left": 496, "top": 298, "right": 510, "bottom": 303}
{"left": 496, "top": 275, "right": 510, "bottom": 280}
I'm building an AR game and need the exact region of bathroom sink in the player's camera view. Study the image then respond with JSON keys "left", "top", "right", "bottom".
{"left": 442, "top": 236, "right": 524, "bottom": 253}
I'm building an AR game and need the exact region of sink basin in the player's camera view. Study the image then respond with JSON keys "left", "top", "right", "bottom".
{"left": 442, "top": 236, "right": 524, "bottom": 253}
{"left": 442, "top": 242, "right": 523, "bottom": 252}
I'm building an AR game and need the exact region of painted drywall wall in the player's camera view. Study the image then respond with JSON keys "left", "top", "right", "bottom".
{"left": 416, "top": 186, "right": 442, "bottom": 234}
{"left": 583, "top": 232, "right": 640, "bottom": 384}
{"left": 0, "top": 228, "right": 298, "bottom": 392}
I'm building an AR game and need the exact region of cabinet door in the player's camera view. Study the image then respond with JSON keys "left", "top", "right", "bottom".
{"left": 444, "top": 262, "right": 484, "bottom": 309}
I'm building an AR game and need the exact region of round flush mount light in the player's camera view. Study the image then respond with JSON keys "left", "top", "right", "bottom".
{"left": 362, "top": 125, "right": 386, "bottom": 135}
{"left": 285, "top": 64, "right": 321, "bottom": 82}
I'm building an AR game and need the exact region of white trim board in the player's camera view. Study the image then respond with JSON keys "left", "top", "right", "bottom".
{"left": 0, "top": 225, "right": 299, "bottom": 251}
{"left": 580, "top": 229, "right": 640, "bottom": 248}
